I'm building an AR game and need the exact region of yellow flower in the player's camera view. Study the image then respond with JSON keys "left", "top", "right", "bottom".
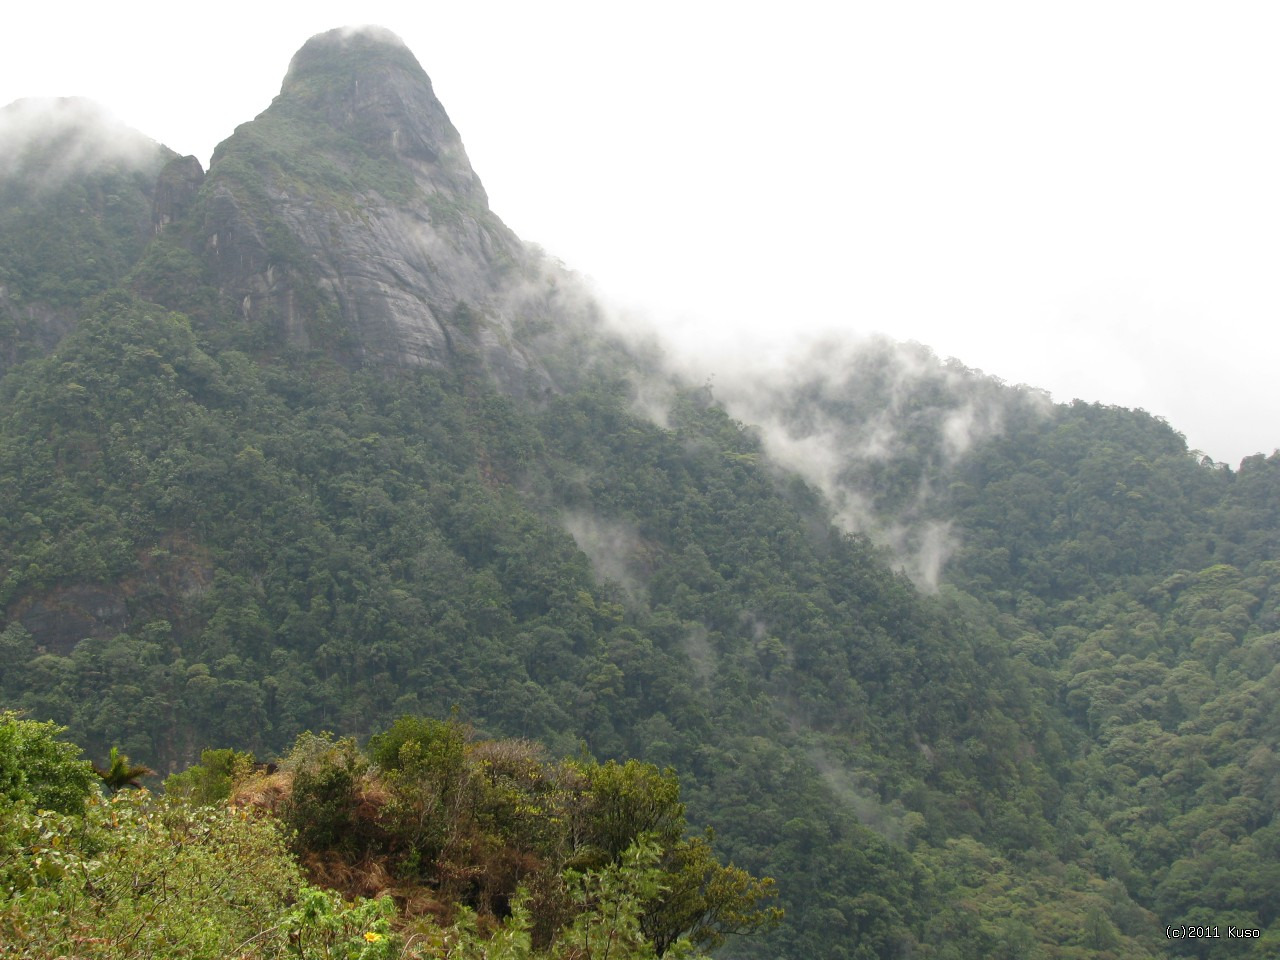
{"left": 364, "top": 931, "right": 384, "bottom": 943}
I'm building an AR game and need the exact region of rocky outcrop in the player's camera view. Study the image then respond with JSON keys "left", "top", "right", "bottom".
{"left": 0, "top": 287, "right": 72, "bottom": 377}
{"left": 190, "top": 27, "right": 570, "bottom": 394}
{"left": 17, "top": 585, "right": 129, "bottom": 655}
{"left": 153, "top": 155, "right": 205, "bottom": 235}
{"left": 1, "top": 33, "right": 609, "bottom": 395}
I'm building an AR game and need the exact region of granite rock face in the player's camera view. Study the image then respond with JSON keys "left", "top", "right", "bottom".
{"left": 0, "top": 31, "right": 606, "bottom": 394}
{"left": 192, "top": 27, "right": 570, "bottom": 393}
{"left": 152, "top": 155, "right": 205, "bottom": 235}
{"left": 16, "top": 585, "right": 129, "bottom": 655}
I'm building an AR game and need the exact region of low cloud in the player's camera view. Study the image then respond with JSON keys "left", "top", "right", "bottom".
{"left": 561, "top": 510, "right": 646, "bottom": 601}
{"left": 695, "top": 335, "right": 1049, "bottom": 589}
{"left": 0, "top": 97, "right": 167, "bottom": 187}
{"left": 806, "top": 743, "right": 906, "bottom": 843}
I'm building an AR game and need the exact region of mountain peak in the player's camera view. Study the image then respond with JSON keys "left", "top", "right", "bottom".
{"left": 297, "top": 23, "right": 410, "bottom": 50}
{"left": 282, "top": 25, "right": 417, "bottom": 94}
{"left": 264, "top": 25, "right": 473, "bottom": 184}
{"left": 0, "top": 97, "right": 169, "bottom": 182}
{"left": 185, "top": 27, "right": 571, "bottom": 388}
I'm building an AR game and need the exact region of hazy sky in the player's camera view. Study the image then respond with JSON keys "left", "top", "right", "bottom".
{"left": 3, "top": 1, "right": 1277, "bottom": 464}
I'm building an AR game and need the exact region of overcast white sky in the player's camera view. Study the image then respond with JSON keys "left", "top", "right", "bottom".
{"left": 2, "top": 1, "right": 1277, "bottom": 464}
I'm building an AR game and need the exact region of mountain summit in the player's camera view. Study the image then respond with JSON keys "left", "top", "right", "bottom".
{"left": 2, "top": 29, "right": 601, "bottom": 392}
{"left": 0, "top": 97, "right": 169, "bottom": 181}
{"left": 275, "top": 27, "right": 486, "bottom": 202}
{"left": 180, "top": 26, "right": 569, "bottom": 388}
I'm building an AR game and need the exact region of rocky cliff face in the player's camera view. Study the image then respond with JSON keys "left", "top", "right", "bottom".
{"left": 186, "top": 27, "right": 571, "bottom": 392}
{"left": 152, "top": 154, "right": 205, "bottom": 235}
{"left": 1, "top": 31, "right": 607, "bottom": 394}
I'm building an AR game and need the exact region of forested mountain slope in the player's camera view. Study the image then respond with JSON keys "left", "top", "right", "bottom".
{"left": 1, "top": 26, "right": 1277, "bottom": 959}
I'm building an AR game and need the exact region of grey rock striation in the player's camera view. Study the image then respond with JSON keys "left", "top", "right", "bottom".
{"left": 153, "top": 154, "right": 205, "bottom": 235}
{"left": 191, "top": 26, "right": 575, "bottom": 392}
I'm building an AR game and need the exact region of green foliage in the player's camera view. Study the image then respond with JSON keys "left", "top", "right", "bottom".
{"left": 369, "top": 715, "right": 466, "bottom": 774}
{"left": 162, "top": 747, "right": 255, "bottom": 805}
{"left": 0, "top": 711, "right": 95, "bottom": 814}
{"left": 0, "top": 141, "right": 167, "bottom": 311}
{"left": 278, "top": 886, "right": 397, "bottom": 960}
{"left": 556, "top": 840, "right": 697, "bottom": 960}
{"left": 263, "top": 721, "right": 781, "bottom": 955}
{"left": 0, "top": 789, "right": 303, "bottom": 958}
{"left": 93, "top": 745, "right": 155, "bottom": 792}
{"left": 0, "top": 718, "right": 772, "bottom": 959}
{"left": 574, "top": 759, "right": 684, "bottom": 864}
{"left": 640, "top": 831, "right": 782, "bottom": 955}
{"left": 282, "top": 732, "right": 374, "bottom": 856}
{"left": 404, "top": 841, "right": 712, "bottom": 960}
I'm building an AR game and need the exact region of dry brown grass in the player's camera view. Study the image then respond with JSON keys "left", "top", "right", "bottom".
{"left": 395, "top": 884, "right": 448, "bottom": 921}
{"left": 229, "top": 769, "right": 294, "bottom": 814}
{"left": 352, "top": 772, "right": 391, "bottom": 823}
{"left": 301, "top": 851, "right": 396, "bottom": 900}
{"left": 468, "top": 738, "right": 548, "bottom": 783}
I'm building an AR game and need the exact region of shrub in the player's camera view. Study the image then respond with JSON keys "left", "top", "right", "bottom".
{"left": 0, "top": 790, "right": 303, "bottom": 958}
{"left": 0, "top": 711, "right": 96, "bottom": 814}
{"left": 281, "top": 732, "right": 375, "bottom": 856}
{"left": 162, "top": 747, "right": 255, "bottom": 805}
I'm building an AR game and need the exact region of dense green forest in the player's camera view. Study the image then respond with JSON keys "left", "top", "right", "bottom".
{"left": 2, "top": 27, "right": 1279, "bottom": 959}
